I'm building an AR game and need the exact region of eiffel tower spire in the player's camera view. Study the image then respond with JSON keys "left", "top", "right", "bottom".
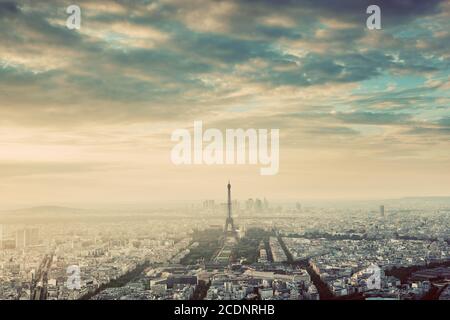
{"left": 224, "top": 181, "right": 236, "bottom": 236}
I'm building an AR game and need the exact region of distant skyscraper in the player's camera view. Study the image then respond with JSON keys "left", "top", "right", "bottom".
{"left": 255, "top": 198, "right": 263, "bottom": 212}
{"left": 29, "top": 228, "right": 39, "bottom": 246}
{"left": 246, "top": 198, "right": 254, "bottom": 212}
{"left": 380, "top": 205, "right": 385, "bottom": 217}
{"left": 16, "top": 229, "right": 26, "bottom": 248}
{"left": 15, "top": 228, "right": 39, "bottom": 248}
{"left": 263, "top": 198, "right": 269, "bottom": 211}
{"left": 203, "top": 200, "right": 215, "bottom": 213}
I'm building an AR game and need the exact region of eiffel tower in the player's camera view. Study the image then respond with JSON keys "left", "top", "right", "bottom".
{"left": 224, "top": 181, "right": 237, "bottom": 239}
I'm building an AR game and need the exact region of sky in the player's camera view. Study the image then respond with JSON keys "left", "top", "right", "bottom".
{"left": 0, "top": 0, "right": 449, "bottom": 208}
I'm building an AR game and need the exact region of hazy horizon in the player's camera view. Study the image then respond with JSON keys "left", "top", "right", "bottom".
{"left": 2, "top": 194, "right": 450, "bottom": 213}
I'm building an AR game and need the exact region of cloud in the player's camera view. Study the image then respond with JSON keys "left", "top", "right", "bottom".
{"left": 335, "top": 111, "right": 412, "bottom": 125}
{"left": 0, "top": 1, "right": 448, "bottom": 150}
{"left": 0, "top": 161, "right": 107, "bottom": 178}
{"left": 404, "top": 116, "right": 450, "bottom": 137}
{"left": 406, "top": 126, "right": 450, "bottom": 136}
{"left": 0, "top": 1, "right": 19, "bottom": 16}
{"left": 306, "top": 126, "right": 359, "bottom": 136}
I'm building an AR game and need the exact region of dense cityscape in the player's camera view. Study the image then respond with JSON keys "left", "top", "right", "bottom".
{"left": 0, "top": 1, "right": 448, "bottom": 316}
{"left": 1, "top": 184, "right": 449, "bottom": 301}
